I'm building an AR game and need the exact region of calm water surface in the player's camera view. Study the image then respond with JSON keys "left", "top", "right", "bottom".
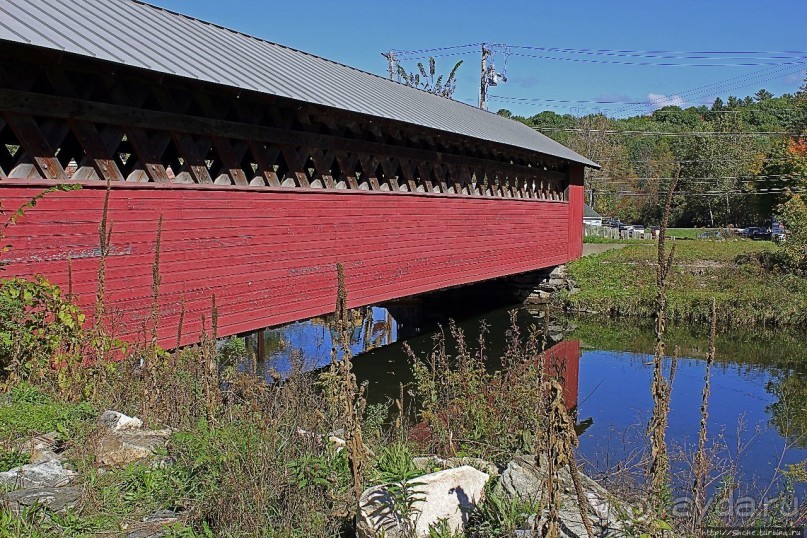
{"left": 241, "top": 303, "right": 807, "bottom": 490}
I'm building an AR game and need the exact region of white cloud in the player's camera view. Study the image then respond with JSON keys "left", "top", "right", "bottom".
{"left": 647, "top": 93, "right": 686, "bottom": 110}
{"left": 785, "top": 70, "right": 806, "bottom": 85}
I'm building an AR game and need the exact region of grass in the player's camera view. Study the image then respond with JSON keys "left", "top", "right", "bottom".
{"left": 566, "top": 239, "right": 807, "bottom": 327}
{"left": 0, "top": 384, "right": 96, "bottom": 439}
{"left": 666, "top": 228, "right": 717, "bottom": 239}
{"left": 0, "top": 303, "right": 579, "bottom": 537}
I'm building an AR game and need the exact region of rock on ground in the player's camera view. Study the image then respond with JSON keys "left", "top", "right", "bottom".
{"left": 2, "top": 486, "right": 80, "bottom": 514}
{"left": 16, "top": 431, "right": 62, "bottom": 464}
{"left": 357, "top": 465, "right": 489, "bottom": 538}
{"left": 98, "top": 410, "right": 144, "bottom": 432}
{"left": 95, "top": 411, "right": 171, "bottom": 467}
{"left": 124, "top": 510, "right": 180, "bottom": 538}
{"left": 498, "top": 455, "right": 630, "bottom": 536}
{"left": 0, "top": 460, "right": 77, "bottom": 489}
{"left": 97, "top": 428, "right": 171, "bottom": 467}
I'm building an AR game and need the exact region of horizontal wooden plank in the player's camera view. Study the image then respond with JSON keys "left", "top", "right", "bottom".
{"left": 1, "top": 183, "right": 580, "bottom": 347}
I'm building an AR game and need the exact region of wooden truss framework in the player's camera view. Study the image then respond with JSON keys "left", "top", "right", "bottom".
{"left": 0, "top": 47, "right": 570, "bottom": 200}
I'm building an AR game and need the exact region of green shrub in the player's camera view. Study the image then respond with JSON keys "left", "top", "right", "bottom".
{"left": 0, "top": 277, "right": 86, "bottom": 384}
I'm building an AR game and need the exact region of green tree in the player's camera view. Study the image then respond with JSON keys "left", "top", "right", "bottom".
{"left": 754, "top": 88, "right": 774, "bottom": 102}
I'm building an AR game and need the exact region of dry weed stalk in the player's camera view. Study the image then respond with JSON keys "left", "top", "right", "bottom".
{"left": 646, "top": 169, "right": 680, "bottom": 511}
{"left": 199, "top": 294, "right": 221, "bottom": 426}
{"left": 94, "top": 182, "right": 113, "bottom": 363}
{"left": 67, "top": 255, "right": 74, "bottom": 301}
{"left": 176, "top": 293, "right": 186, "bottom": 350}
{"left": 332, "top": 262, "right": 369, "bottom": 505}
{"left": 692, "top": 298, "right": 717, "bottom": 534}
{"left": 143, "top": 214, "right": 163, "bottom": 420}
{"left": 539, "top": 359, "right": 594, "bottom": 538}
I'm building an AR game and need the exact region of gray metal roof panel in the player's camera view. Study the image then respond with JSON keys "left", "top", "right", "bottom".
{"left": 0, "top": 0, "right": 599, "bottom": 168}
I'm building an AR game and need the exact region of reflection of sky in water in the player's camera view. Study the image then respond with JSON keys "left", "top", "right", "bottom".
{"left": 247, "top": 307, "right": 397, "bottom": 378}
{"left": 577, "top": 350, "right": 807, "bottom": 493}
{"left": 240, "top": 304, "right": 805, "bottom": 496}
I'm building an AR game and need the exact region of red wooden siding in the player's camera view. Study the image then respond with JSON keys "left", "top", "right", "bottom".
{"left": 2, "top": 180, "right": 581, "bottom": 347}
{"left": 567, "top": 164, "right": 585, "bottom": 260}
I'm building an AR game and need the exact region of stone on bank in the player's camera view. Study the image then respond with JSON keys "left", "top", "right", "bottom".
{"left": 357, "top": 465, "right": 489, "bottom": 538}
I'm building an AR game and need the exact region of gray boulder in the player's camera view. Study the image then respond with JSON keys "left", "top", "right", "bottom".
{"left": 0, "top": 460, "right": 77, "bottom": 489}
{"left": 95, "top": 410, "right": 171, "bottom": 467}
{"left": 498, "top": 455, "right": 631, "bottom": 536}
{"left": 3, "top": 486, "right": 80, "bottom": 514}
{"left": 97, "top": 429, "right": 171, "bottom": 467}
{"left": 357, "top": 465, "right": 489, "bottom": 538}
{"left": 16, "top": 431, "right": 62, "bottom": 464}
{"left": 124, "top": 510, "right": 180, "bottom": 538}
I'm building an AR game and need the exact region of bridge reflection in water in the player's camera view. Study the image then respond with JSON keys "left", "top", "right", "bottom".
{"left": 241, "top": 304, "right": 580, "bottom": 410}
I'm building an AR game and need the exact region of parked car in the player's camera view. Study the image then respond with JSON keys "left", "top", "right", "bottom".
{"left": 632, "top": 225, "right": 645, "bottom": 234}
{"left": 750, "top": 227, "right": 772, "bottom": 241}
{"left": 739, "top": 226, "right": 767, "bottom": 239}
{"left": 771, "top": 220, "right": 787, "bottom": 242}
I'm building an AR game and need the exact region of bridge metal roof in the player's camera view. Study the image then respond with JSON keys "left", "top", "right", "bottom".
{"left": 0, "top": 0, "right": 599, "bottom": 168}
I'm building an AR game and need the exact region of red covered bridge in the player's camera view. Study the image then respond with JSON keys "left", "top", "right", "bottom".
{"left": 0, "top": 0, "right": 598, "bottom": 347}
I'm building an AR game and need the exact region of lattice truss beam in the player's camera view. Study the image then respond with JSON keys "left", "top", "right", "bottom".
{"left": 0, "top": 53, "right": 570, "bottom": 200}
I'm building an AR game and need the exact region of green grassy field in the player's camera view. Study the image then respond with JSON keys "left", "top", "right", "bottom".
{"left": 566, "top": 239, "right": 807, "bottom": 327}
{"left": 666, "top": 228, "right": 717, "bottom": 239}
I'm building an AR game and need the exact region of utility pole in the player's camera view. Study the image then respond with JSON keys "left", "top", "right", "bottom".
{"left": 381, "top": 50, "right": 396, "bottom": 81}
{"left": 479, "top": 43, "right": 491, "bottom": 110}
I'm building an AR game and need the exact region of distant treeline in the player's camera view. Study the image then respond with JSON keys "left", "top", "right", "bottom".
{"left": 498, "top": 82, "right": 807, "bottom": 227}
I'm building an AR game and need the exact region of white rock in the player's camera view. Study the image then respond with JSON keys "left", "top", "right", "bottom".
{"left": 357, "top": 465, "right": 489, "bottom": 538}
{"left": 98, "top": 410, "right": 144, "bottom": 432}
{"left": 0, "top": 460, "right": 77, "bottom": 489}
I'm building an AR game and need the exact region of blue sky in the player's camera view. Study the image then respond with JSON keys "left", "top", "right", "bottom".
{"left": 151, "top": 1, "right": 806, "bottom": 118}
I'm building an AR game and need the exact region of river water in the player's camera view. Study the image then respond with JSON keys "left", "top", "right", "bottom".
{"left": 241, "top": 301, "right": 806, "bottom": 494}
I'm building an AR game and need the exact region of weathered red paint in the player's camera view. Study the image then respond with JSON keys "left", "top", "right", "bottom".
{"left": 567, "top": 164, "right": 585, "bottom": 260}
{"left": 1, "top": 180, "right": 583, "bottom": 347}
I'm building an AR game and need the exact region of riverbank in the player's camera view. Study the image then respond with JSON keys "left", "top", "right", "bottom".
{"left": 564, "top": 239, "right": 807, "bottom": 327}
{"left": 0, "top": 311, "right": 641, "bottom": 537}
{"left": 2, "top": 288, "right": 805, "bottom": 535}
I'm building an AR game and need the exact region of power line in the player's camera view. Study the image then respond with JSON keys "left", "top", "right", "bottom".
{"left": 501, "top": 51, "right": 805, "bottom": 68}
{"left": 609, "top": 63, "right": 807, "bottom": 116}
{"left": 581, "top": 174, "right": 802, "bottom": 183}
{"left": 489, "top": 95, "right": 804, "bottom": 109}
{"left": 594, "top": 156, "right": 800, "bottom": 164}
{"left": 600, "top": 189, "right": 804, "bottom": 197}
{"left": 390, "top": 43, "right": 481, "bottom": 55}
{"left": 497, "top": 44, "right": 807, "bottom": 59}
{"left": 532, "top": 127, "right": 805, "bottom": 137}
{"left": 391, "top": 42, "right": 807, "bottom": 61}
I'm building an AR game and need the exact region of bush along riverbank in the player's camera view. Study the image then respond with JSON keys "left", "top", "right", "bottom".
{"left": 563, "top": 239, "right": 807, "bottom": 327}
{"left": 0, "top": 282, "right": 640, "bottom": 537}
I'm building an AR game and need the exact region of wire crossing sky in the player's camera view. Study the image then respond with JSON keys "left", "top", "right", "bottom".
{"left": 148, "top": 1, "right": 806, "bottom": 118}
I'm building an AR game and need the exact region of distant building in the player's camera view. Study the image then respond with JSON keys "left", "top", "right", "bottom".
{"left": 583, "top": 204, "right": 603, "bottom": 226}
